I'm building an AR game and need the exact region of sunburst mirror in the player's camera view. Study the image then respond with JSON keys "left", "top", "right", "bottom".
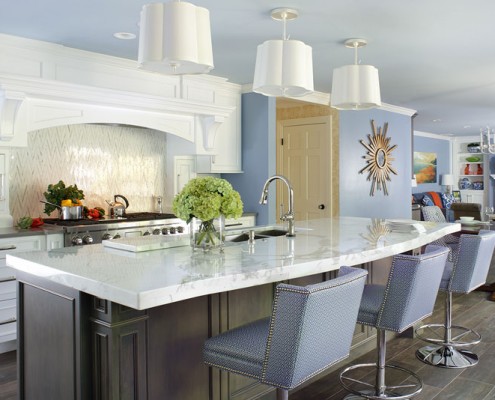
{"left": 359, "top": 120, "right": 397, "bottom": 196}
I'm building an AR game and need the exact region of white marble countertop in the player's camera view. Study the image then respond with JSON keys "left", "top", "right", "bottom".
{"left": 0, "top": 224, "right": 64, "bottom": 238}
{"left": 6, "top": 217, "right": 460, "bottom": 310}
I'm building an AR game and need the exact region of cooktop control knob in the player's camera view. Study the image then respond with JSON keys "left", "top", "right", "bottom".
{"left": 177, "top": 226, "right": 184, "bottom": 234}
{"left": 162, "top": 228, "right": 169, "bottom": 235}
{"left": 169, "top": 227, "right": 177, "bottom": 234}
{"left": 152, "top": 228, "right": 161, "bottom": 235}
{"left": 102, "top": 233, "right": 112, "bottom": 241}
{"left": 82, "top": 235, "right": 93, "bottom": 244}
{"left": 113, "top": 233, "right": 121, "bottom": 240}
{"left": 71, "top": 236, "right": 83, "bottom": 246}
{"left": 143, "top": 231, "right": 151, "bottom": 236}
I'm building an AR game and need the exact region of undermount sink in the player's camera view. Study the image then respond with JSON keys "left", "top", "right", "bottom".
{"left": 255, "top": 229, "right": 287, "bottom": 237}
{"left": 224, "top": 227, "right": 288, "bottom": 243}
{"left": 226, "top": 233, "right": 265, "bottom": 243}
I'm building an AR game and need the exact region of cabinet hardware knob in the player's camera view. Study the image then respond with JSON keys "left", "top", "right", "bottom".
{"left": 0, "top": 317, "right": 16, "bottom": 326}
{"left": 0, "top": 276, "right": 15, "bottom": 283}
{"left": 318, "top": 204, "right": 325, "bottom": 210}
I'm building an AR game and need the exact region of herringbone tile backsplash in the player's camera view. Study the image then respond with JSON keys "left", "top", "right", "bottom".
{"left": 10, "top": 124, "right": 167, "bottom": 221}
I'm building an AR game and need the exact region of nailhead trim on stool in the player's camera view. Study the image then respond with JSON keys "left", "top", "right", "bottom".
{"left": 203, "top": 266, "right": 367, "bottom": 399}
{"left": 415, "top": 230, "right": 495, "bottom": 368}
{"left": 340, "top": 245, "right": 449, "bottom": 400}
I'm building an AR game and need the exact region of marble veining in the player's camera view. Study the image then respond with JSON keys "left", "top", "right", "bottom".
{"left": 6, "top": 217, "right": 460, "bottom": 310}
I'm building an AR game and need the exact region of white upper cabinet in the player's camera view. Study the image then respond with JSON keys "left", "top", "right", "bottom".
{"left": 196, "top": 88, "right": 242, "bottom": 173}
{"left": 182, "top": 76, "right": 242, "bottom": 173}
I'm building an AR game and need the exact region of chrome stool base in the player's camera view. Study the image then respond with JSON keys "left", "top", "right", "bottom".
{"left": 343, "top": 391, "right": 412, "bottom": 399}
{"left": 340, "top": 363, "right": 422, "bottom": 400}
{"left": 415, "top": 323, "right": 481, "bottom": 348}
{"left": 416, "top": 345, "right": 478, "bottom": 368}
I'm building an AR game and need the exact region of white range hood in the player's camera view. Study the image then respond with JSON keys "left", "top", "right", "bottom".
{"left": 0, "top": 74, "right": 233, "bottom": 149}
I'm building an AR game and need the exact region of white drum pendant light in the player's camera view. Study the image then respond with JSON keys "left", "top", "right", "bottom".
{"left": 253, "top": 8, "right": 314, "bottom": 97}
{"left": 331, "top": 39, "right": 381, "bottom": 110}
{"left": 138, "top": 1, "right": 214, "bottom": 75}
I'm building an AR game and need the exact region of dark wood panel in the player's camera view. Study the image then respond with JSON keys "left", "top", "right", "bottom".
{"left": 91, "top": 299, "right": 148, "bottom": 400}
{"left": 93, "top": 333, "right": 109, "bottom": 400}
{"left": 225, "top": 283, "right": 275, "bottom": 400}
{"left": 120, "top": 332, "right": 140, "bottom": 400}
{"left": 16, "top": 272, "right": 90, "bottom": 400}
{"left": 289, "top": 272, "right": 327, "bottom": 287}
{"left": 147, "top": 295, "right": 210, "bottom": 400}
{"left": 20, "top": 282, "right": 76, "bottom": 400}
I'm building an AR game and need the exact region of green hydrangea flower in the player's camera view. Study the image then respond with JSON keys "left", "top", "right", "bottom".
{"left": 173, "top": 177, "right": 243, "bottom": 223}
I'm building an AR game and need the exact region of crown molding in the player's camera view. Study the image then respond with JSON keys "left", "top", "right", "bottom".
{"left": 414, "top": 130, "right": 452, "bottom": 140}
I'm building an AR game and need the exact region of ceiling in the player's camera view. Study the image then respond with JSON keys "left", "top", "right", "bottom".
{"left": 1, "top": 0, "right": 495, "bottom": 137}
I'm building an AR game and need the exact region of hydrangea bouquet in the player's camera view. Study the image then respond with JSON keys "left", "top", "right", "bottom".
{"left": 173, "top": 177, "right": 243, "bottom": 250}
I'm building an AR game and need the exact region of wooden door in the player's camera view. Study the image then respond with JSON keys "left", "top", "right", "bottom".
{"left": 277, "top": 116, "right": 334, "bottom": 220}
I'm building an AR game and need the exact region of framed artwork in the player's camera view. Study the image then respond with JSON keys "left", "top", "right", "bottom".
{"left": 452, "top": 190, "right": 461, "bottom": 202}
{"left": 413, "top": 152, "right": 437, "bottom": 184}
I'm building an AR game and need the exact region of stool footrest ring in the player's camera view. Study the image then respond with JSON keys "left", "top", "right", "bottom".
{"left": 340, "top": 362, "right": 422, "bottom": 400}
{"left": 415, "top": 323, "right": 481, "bottom": 347}
{"left": 416, "top": 345, "right": 478, "bottom": 368}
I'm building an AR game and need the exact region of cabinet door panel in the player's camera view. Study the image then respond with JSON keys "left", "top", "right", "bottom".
{"left": 0, "top": 280, "right": 15, "bottom": 301}
{"left": 0, "top": 298, "right": 16, "bottom": 324}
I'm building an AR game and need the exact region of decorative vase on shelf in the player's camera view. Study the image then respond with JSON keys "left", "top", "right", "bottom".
{"left": 477, "top": 163, "right": 483, "bottom": 175}
{"left": 189, "top": 215, "right": 225, "bottom": 251}
{"left": 464, "top": 164, "right": 470, "bottom": 175}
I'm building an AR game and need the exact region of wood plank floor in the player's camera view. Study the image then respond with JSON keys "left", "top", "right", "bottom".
{"left": 0, "top": 350, "right": 15, "bottom": 400}
{"left": 289, "top": 290, "right": 495, "bottom": 400}
{"left": 1, "top": 291, "right": 494, "bottom": 399}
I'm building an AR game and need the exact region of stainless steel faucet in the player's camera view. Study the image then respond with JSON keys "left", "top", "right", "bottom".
{"left": 259, "top": 175, "right": 295, "bottom": 237}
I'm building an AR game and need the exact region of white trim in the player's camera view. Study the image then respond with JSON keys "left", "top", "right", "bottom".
{"left": 414, "top": 130, "right": 453, "bottom": 141}
{"left": 377, "top": 102, "right": 416, "bottom": 116}
{"left": 242, "top": 83, "right": 416, "bottom": 115}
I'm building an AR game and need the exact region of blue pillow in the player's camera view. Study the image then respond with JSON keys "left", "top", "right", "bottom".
{"left": 441, "top": 193, "right": 455, "bottom": 209}
{"left": 422, "top": 196, "right": 434, "bottom": 206}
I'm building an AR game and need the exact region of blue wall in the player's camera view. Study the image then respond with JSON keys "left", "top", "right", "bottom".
{"left": 412, "top": 135, "right": 451, "bottom": 194}
{"left": 222, "top": 93, "right": 277, "bottom": 225}
{"left": 339, "top": 109, "right": 413, "bottom": 219}
{"left": 226, "top": 95, "right": 414, "bottom": 222}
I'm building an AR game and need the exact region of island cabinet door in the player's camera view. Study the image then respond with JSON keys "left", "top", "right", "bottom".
{"left": 90, "top": 299, "right": 148, "bottom": 400}
{"left": 16, "top": 272, "right": 91, "bottom": 400}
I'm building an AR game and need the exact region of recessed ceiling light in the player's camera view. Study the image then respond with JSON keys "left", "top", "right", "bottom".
{"left": 463, "top": 125, "right": 471, "bottom": 129}
{"left": 113, "top": 32, "right": 136, "bottom": 40}
{"left": 432, "top": 119, "right": 441, "bottom": 123}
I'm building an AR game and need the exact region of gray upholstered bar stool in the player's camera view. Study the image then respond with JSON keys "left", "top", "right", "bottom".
{"left": 340, "top": 245, "right": 449, "bottom": 400}
{"left": 203, "top": 266, "right": 368, "bottom": 400}
{"left": 422, "top": 205, "right": 459, "bottom": 258}
{"left": 416, "top": 230, "right": 495, "bottom": 368}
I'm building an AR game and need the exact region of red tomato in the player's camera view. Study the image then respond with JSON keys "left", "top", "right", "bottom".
{"left": 31, "top": 217, "right": 44, "bottom": 228}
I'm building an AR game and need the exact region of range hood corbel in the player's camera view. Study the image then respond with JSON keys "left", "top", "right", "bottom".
{"left": 0, "top": 75, "right": 233, "bottom": 150}
{"left": 0, "top": 90, "right": 25, "bottom": 142}
{"left": 199, "top": 115, "right": 225, "bottom": 151}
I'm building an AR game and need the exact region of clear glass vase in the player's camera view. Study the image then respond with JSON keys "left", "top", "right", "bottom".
{"left": 189, "top": 215, "right": 225, "bottom": 251}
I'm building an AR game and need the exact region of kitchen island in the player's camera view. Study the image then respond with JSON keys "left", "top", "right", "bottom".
{"left": 7, "top": 217, "right": 459, "bottom": 400}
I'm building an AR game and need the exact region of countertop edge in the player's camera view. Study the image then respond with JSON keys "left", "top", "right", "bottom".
{"left": 6, "top": 218, "right": 461, "bottom": 310}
